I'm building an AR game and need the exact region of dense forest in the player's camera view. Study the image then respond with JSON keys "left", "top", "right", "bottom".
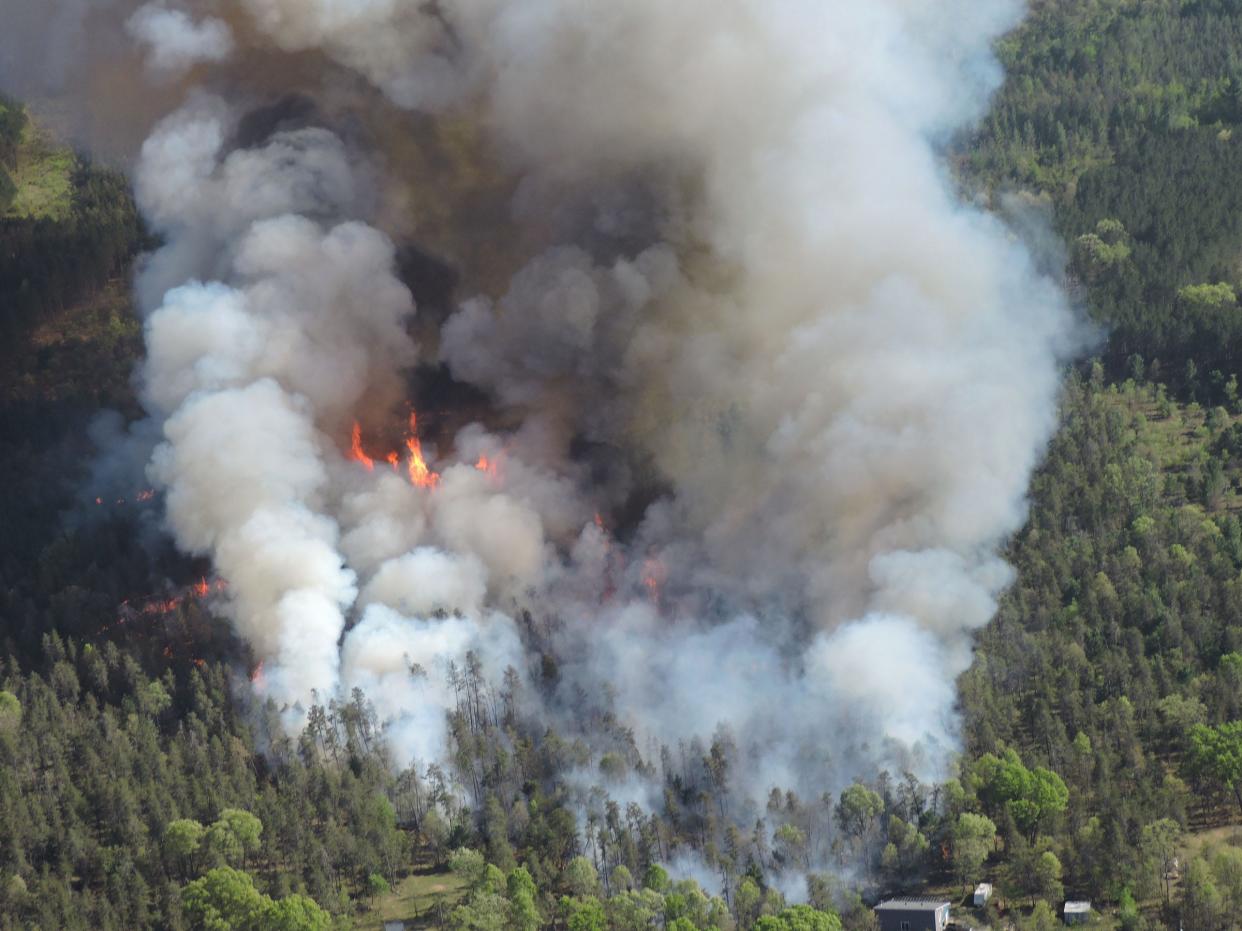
{"left": 4, "top": 1, "right": 1242, "bottom": 929}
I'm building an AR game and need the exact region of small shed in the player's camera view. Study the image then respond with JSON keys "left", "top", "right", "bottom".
{"left": 973, "top": 883, "right": 992, "bottom": 907}
{"left": 1064, "top": 901, "right": 1091, "bottom": 925}
{"left": 383, "top": 922, "right": 405, "bottom": 931}
{"left": 874, "top": 898, "right": 951, "bottom": 931}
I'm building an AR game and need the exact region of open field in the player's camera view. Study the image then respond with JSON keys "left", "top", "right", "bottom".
{"left": 351, "top": 865, "right": 469, "bottom": 931}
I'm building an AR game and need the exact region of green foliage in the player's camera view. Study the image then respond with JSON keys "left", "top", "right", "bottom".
{"left": 1015, "top": 900, "right": 1059, "bottom": 931}
{"left": 366, "top": 872, "right": 390, "bottom": 898}
{"left": 1178, "top": 281, "right": 1237, "bottom": 308}
{"left": 960, "top": 0, "right": 1242, "bottom": 393}
{"left": 0, "top": 635, "right": 412, "bottom": 928}
{"left": 166, "top": 819, "right": 206, "bottom": 872}
{"left": 450, "top": 848, "right": 490, "bottom": 888}
{"left": 255, "top": 894, "right": 332, "bottom": 931}
{"left": 642, "top": 863, "right": 670, "bottom": 892}
{"left": 1185, "top": 720, "right": 1242, "bottom": 813}
{"left": 205, "top": 819, "right": 245, "bottom": 867}
{"left": 754, "top": 904, "right": 843, "bottom": 931}
{"left": 565, "top": 855, "right": 600, "bottom": 897}
{"left": 951, "top": 812, "right": 996, "bottom": 887}
{"left": 0, "top": 107, "right": 142, "bottom": 347}
{"left": 835, "top": 783, "right": 884, "bottom": 838}
{"left": 0, "top": 690, "right": 20, "bottom": 731}
{"left": 972, "top": 749, "right": 1068, "bottom": 838}
{"left": 182, "top": 867, "right": 265, "bottom": 930}
{"left": 182, "top": 868, "right": 331, "bottom": 931}
{"left": 560, "top": 895, "right": 608, "bottom": 931}
{"left": 1117, "top": 887, "right": 1141, "bottom": 931}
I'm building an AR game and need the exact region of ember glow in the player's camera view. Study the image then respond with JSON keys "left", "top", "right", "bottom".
{"left": 641, "top": 557, "right": 666, "bottom": 606}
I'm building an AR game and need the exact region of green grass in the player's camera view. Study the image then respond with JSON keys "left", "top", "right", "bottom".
{"left": 3, "top": 121, "right": 76, "bottom": 221}
{"left": 350, "top": 867, "right": 469, "bottom": 930}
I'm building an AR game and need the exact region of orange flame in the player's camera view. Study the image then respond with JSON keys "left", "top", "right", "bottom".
{"left": 350, "top": 422, "right": 375, "bottom": 470}
{"left": 143, "top": 598, "right": 182, "bottom": 616}
{"left": 137, "top": 489, "right": 156, "bottom": 502}
{"left": 405, "top": 412, "right": 440, "bottom": 489}
{"left": 474, "top": 454, "right": 502, "bottom": 479}
{"left": 642, "top": 557, "right": 666, "bottom": 606}
{"left": 250, "top": 660, "right": 266, "bottom": 686}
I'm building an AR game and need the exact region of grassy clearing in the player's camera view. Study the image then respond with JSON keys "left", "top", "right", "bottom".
{"left": 3, "top": 121, "right": 76, "bottom": 221}
{"left": 350, "top": 867, "right": 469, "bottom": 930}
{"left": 1182, "top": 823, "right": 1242, "bottom": 863}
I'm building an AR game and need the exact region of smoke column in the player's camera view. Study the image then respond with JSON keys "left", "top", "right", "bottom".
{"left": 3, "top": 0, "right": 1080, "bottom": 824}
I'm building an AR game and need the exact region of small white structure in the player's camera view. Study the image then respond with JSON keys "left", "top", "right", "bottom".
{"left": 383, "top": 922, "right": 405, "bottom": 931}
{"left": 1064, "top": 901, "right": 1091, "bottom": 925}
{"left": 973, "top": 883, "right": 992, "bottom": 907}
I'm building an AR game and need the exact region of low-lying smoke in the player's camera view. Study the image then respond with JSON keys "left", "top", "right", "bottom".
{"left": 11, "top": 0, "right": 1081, "bottom": 860}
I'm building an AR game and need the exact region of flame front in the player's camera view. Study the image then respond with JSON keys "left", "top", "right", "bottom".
{"left": 350, "top": 422, "right": 375, "bottom": 470}
{"left": 405, "top": 412, "right": 439, "bottom": 489}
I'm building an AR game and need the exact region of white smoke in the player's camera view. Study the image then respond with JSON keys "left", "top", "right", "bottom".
{"left": 127, "top": 4, "right": 234, "bottom": 76}
{"left": 39, "top": 0, "right": 1080, "bottom": 816}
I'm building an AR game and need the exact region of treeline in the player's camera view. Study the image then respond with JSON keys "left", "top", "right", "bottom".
{"left": 961, "top": 369, "right": 1242, "bottom": 927}
{"left": 0, "top": 163, "right": 143, "bottom": 345}
{"left": 960, "top": 0, "right": 1242, "bottom": 391}
{"left": 0, "top": 94, "right": 143, "bottom": 348}
{"left": 0, "top": 635, "right": 413, "bottom": 929}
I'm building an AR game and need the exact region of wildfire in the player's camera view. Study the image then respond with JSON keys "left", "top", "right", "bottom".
{"left": 144, "top": 598, "right": 183, "bottom": 616}
{"left": 642, "top": 556, "right": 667, "bottom": 606}
{"left": 349, "top": 413, "right": 440, "bottom": 488}
{"left": 92, "top": 488, "right": 158, "bottom": 507}
{"left": 474, "top": 454, "right": 502, "bottom": 479}
{"left": 405, "top": 412, "right": 440, "bottom": 489}
{"left": 349, "top": 422, "right": 375, "bottom": 471}
{"left": 250, "top": 660, "right": 266, "bottom": 686}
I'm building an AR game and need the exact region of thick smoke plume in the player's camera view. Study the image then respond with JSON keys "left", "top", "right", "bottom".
{"left": 6, "top": 0, "right": 1080, "bottom": 845}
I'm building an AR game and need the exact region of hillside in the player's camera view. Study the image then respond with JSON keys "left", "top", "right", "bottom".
{"left": 3, "top": 3, "right": 1242, "bottom": 931}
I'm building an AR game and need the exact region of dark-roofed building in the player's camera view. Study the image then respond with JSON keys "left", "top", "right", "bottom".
{"left": 874, "top": 898, "right": 952, "bottom": 931}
